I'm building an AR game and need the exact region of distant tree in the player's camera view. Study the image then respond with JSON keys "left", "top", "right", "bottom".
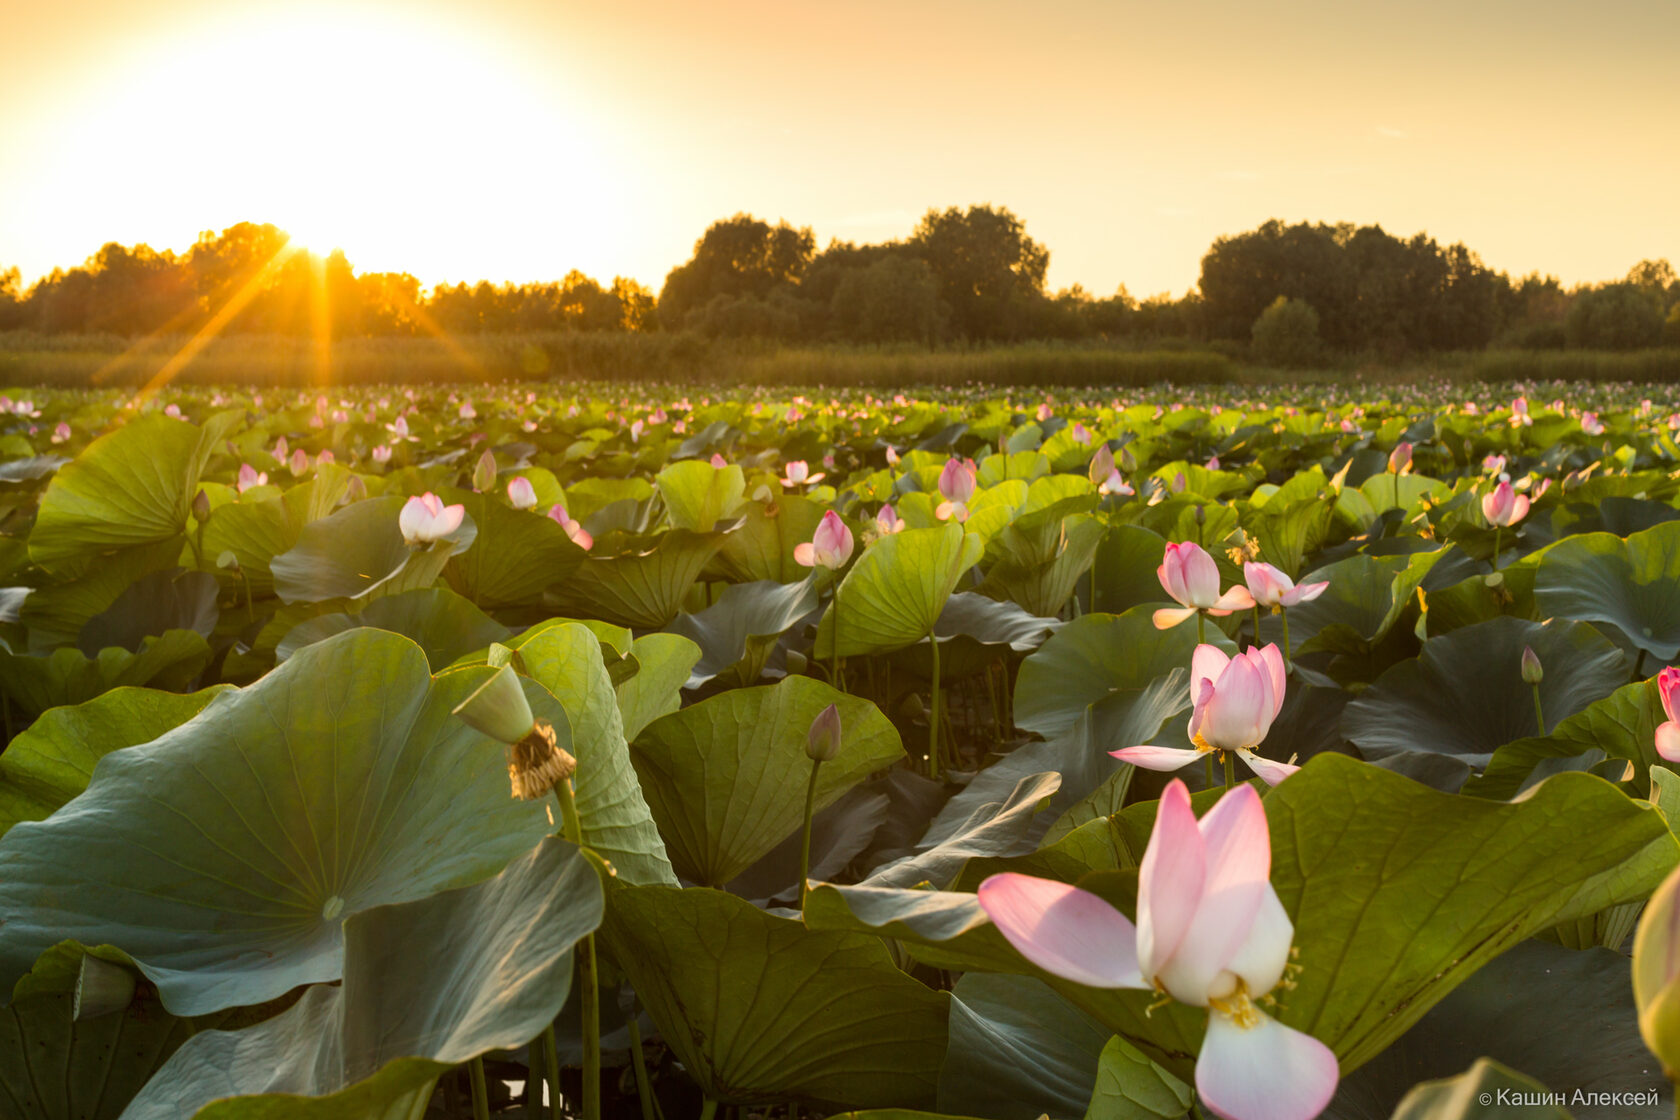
{"left": 830, "top": 256, "right": 945, "bottom": 343}
{"left": 906, "top": 204, "right": 1050, "bottom": 341}
{"left": 611, "top": 277, "right": 657, "bottom": 332}
{"left": 658, "top": 214, "right": 815, "bottom": 329}
{"left": 0, "top": 267, "right": 22, "bottom": 330}
{"left": 1565, "top": 283, "right": 1665, "bottom": 350}
{"left": 1666, "top": 304, "right": 1680, "bottom": 346}
{"left": 357, "top": 272, "right": 423, "bottom": 335}
{"left": 1627, "top": 259, "right": 1677, "bottom": 299}
{"left": 1251, "top": 296, "right": 1321, "bottom": 367}
{"left": 1198, "top": 221, "right": 1353, "bottom": 344}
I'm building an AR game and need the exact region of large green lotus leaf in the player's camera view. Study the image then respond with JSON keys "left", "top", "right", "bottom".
{"left": 1083, "top": 1036, "right": 1195, "bottom": 1120}
{"left": 0, "top": 629, "right": 213, "bottom": 715}
{"left": 1385, "top": 1060, "right": 1567, "bottom": 1120}
{"left": 18, "top": 537, "right": 186, "bottom": 649}
{"left": 270, "top": 496, "right": 475, "bottom": 604}
{"left": 887, "top": 592, "right": 1062, "bottom": 682}
{"left": 1342, "top": 617, "right": 1629, "bottom": 770}
{"left": 1420, "top": 547, "right": 1550, "bottom": 637}
{"left": 1330, "top": 940, "right": 1657, "bottom": 1120}
{"left": 1285, "top": 552, "right": 1438, "bottom": 657}
{"left": 666, "top": 576, "right": 821, "bottom": 688}
{"left": 1087, "top": 526, "right": 1170, "bottom": 616}
{"left": 976, "top": 508, "right": 1106, "bottom": 618}
{"left": 0, "top": 629, "right": 559, "bottom": 1015}
{"left": 817, "top": 523, "right": 985, "bottom": 658}
{"left": 631, "top": 675, "right": 903, "bottom": 885}
{"left": 1014, "top": 607, "right": 1203, "bottom": 742}
{"left": 1, "top": 943, "right": 201, "bottom": 1120}
{"left": 1534, "top": 521, "right": 1680, "bottom": 661}
{"left": 200, "top": 494, "right": 292, "bottom": 597}
{"left": 656, "top": 459, "right": 746, "bottom": 531}
{"left": 937, "top": 973, "right": 1112, "bottom": 1120}
{"left": 28, "top": 411, "right": 239, "bottom": 578}
{"left": 861, "top": 771, "right": 1062, "bottom": 891}
{"left": 122, "top": 837, "right": 603, "bottom": 1120}
{"left": 0, "top": 685, "right": 224, "bottom": 838}
{"left": 442, "top": 491, "right": 587, "bottom": 610}
{"left": 808, "top": 755, "right": 1676, "bottom": 1079}
{"left": 546, "top": 529, "right": 724, "bottom": 628}
{"left": 614, "top": 632, "right": 701, "bottom": 741}
{"left": 714, "top": 497, "right": 827, "bottom": 584}
{"left": 1466, "top": 676, "right": 1665, "bottom": 800}
{"left": 275, "top": 588, "right": 510, "bottom": 669}
{"left": 499, "top": 621, "right": 678, "bottom": 886}
{"left": 78, "top": 568, "right": 218, "bottom": 654}
{"left": 602, "top": 884, "right": 949, "bottom": 1110}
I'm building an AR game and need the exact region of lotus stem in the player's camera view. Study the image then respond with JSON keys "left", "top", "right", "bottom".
{"left": 1195, "top": 610, "right": 1205, "bottom": 645}
{"left": 548, "top": 777, "right": 599, "bottom": 1120}
{"left": 799, "top": 757, "right": 822, "bottom": 911}
{"left": 541, "top": 1024, "right": 561, "bottom": 1120}
{"left": 526, "top": 1036, "right": 544, "bottom": 1119}
{"left": 1532, "top": 683, "right": 1546, "bottom": 736}
{"left": 1224, "top": 750, "right": 1236, "bottom": 790}
{"left": 1206, "top": 752, "right": 1214, "bottom": 787}
{"left": 1493, "top": 526, "right": 1503, "bottom": 571}
{"left": 628, "top": 1006, "right": 659, "bottom": 1120}
{"left": 928, "top": 635, "right": 943, "bottom": 781}
{"left": 1251, "top": 606, "right": 1262, "bottom": 651}
{"left": 1637, "top": 649, "right": 1649, "bottom": 681}
{"left": 469, "top": 1057, "right": 490, "bottom": 1120}
{"left": 1392, "top": 471, "right": 1400, "bottom": 513}
{"left": 699, "top": 1100, "right": 719, "bottom": 1120}
{"left": 1280, "top": 609, "right": 1292, "bottom": 671}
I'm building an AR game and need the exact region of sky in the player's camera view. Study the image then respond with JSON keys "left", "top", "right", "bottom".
{"left": 2, "top": 0, "right": 1676, "bottom": 299}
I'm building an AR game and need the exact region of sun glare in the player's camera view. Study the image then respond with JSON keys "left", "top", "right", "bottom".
{"left": 18, "top": 5, "right": 639, "bottom": 287}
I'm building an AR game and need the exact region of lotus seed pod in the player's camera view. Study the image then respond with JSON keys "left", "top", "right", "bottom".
{"left": 73, "top": 954, "right": 136, "bottom": 1020}
{"left": 452, "top": 666, "right": 537, "bottom": 745}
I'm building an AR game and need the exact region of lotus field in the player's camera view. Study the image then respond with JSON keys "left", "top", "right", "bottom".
{"left": 10, "top": 380, "right": 1680, "bottom": 1120}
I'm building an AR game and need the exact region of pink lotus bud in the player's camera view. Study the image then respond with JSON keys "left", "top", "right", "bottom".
{"left": 806, "top": 703, "right": 843, "bottom": 762}
{"left": 1521, "top": 646, "right": 1543, "bottom": 684}
{"left": 289, "top": 449, "right": 310, "bottom": 476}
{"left": 938, "top": 457, "right": 977, "bottom": 505}
{"left": 1387, "top": 442, "right": 1412, "bottom": 474}
{"left": 236, "top": 464, "right": 268, "bottom": 493}
{"left": 472, "top": 449, "right": 497, "bottom": 493}
{"left": 1088, "top": 445, "right": 1116, "bottom": 487}
{"left": 372, "top": 445, "right": 392, "bottom": 464}
{"left": 794, "top": 510, "right": 855, "bottom": 570}
{"left": 1657, "top": 667, "right": 1680, "bottom": 762}
{"left": 710, "top": 453, "right": 728, "bottom": 469}
{"left": 548, "top": 504, "right": 593, "bottom": 550}
{"left": 876, "top": 504, "right": 905, "bottom": 534}
{"left": 507, "top": 477, "right": 538, "bottom": 510}
{"left": 1481, "top": 480, "right": 1530, "bottom": 527}
{"left": 458, "top": 401, "right": 477, "bottom": 420}
{"left": 1581, "top": 413, "right": 1605, "bottom": 436}
{"left": 50, "top": 421, "right": 71, "bottom": 444}
{"left": 399, "top": 492, "right": 466, "bottom": 545}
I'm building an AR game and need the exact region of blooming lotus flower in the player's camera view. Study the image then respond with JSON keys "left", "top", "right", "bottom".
{"left": 1481, "top": 480, "right": 1530, "bottom": 527}
{"left": 780, "top": 460, "right": 826, "bottom": 488}
{"left": 237, "top": 464, "right": 268, "bottom": 493}
{"left": 1226, "top": 562, "right": 1329, "bottom": 612}
{"left": 1656, "top": 668, "right": 1680, "bottom": 763}
{"left": 1482, "top": 453, "right": 1507, "bottom": 477}
{"left": 936, "top": 457, "right": 978, "bottom": 521}
{"left": 507, "top": 477, "right": 538, "bottom": 510}
{"left": 372, "top": 444, "right": 392, "bottom": 464}
{"left": 1070, "top": 421, "right": 1092, "bottom": 445}
{"left": 1153, "top": 541, "right": 1251, "bottom": 629}
{"left": 548, "top": 504, "right": 593, "bottom": 550}
{"left": 399, "top": 492, "right": 465, "bottom": 546}
{"left": 794, "top": 510, "right": 855, "bottom": 570}
{"left": 1581, "top": 412, "right": 1605, "bottom": 436}
{"left": 164, "top": 403, "right": 182, "bottom": 419}
{"left": 877, "top": 504, "right": 905, "bottom": 534}
{"left": 1510, "top": 397, "right": 1532, "bottom": 427}
{"left": 386, "top": 415, "right": 416, "bottom": 442}
{"left": 630, "top": 419, "right": 644, "bottom": 443}
{"left": 977, "top": 781, "right": 1337, "bottom": 1120}
{"left": 1112, "top": 644, "right": 1297, "bottom": 786}
{"left": 458, "top": 401, "right": 477, "bottom": 420}
{"left": 50, "top": 421, "right": 71, "bottom": 444}
{"left": 1035, "top": 402, "right": 1052, "bottom": 422}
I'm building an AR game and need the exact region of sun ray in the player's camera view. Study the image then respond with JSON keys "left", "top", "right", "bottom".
{"left": 307, "top": 249, "right": 332, "bottom": 387}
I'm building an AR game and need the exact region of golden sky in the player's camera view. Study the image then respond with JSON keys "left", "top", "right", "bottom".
{"left": 3, "top": 0, "right": 1676, "bottom": 298}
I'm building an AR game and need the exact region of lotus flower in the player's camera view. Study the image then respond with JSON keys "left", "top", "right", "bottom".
{"left": 1581, "top": 412, "right": 1605, "bottom": 436}
{"left": 1088, "top": 445, "right": 1116, "bottom": 487}
{"left": 794, "top": 510, "right": 855, "bottom": 570}
{"left": 1112, "top": 644, "right": 1298, "bottom": 786}
{"left": 50, "top": 421, "right": 71, "bottom": 444}
{"left": 1387, "top": 442, "right": 1412, "bottom": 474}
{"left": 372, "top": 444, "right": 392, "bottom": 464}
{"left": 710, "top": 453, "right": 728, "bottom": 469}
{"left": 977, "top": 781, "right": 1337, "bottom": 1120}
{"left": 781, "top": 460, "right": 826, "bottom": 488}
{"left": 507, "top": 477, "right": 538, "bottom": 510}
{"left": 288, "top": 449, "right": 310, "bottom": 476}
{"left": 386, "top": 415, "right": 417, "bottom": 442}
{"left": 876, "top": 504, "right": 905, "bottom": 534}
{"left": 1510, "top": 396, "right": 1532, "bottom": 427}
{"left": 548, "top": 504, "right": 593, "bottom": 550}
{"left": 1656, "top": 668, "right": 1680, "bottom": 763}
{"left": 1225, "top": 562, "right": 1329, "bottom": 612}
{"left": 1153, "top": 541, "right": 1252, "bottom": 629}
{"left": 936, "top": 457, "right": 978, "bottom": 521}
{"left": 399, "top": 492, "right": 465, "bottom": 546}
{"left": 236, "top": 464, "right": 268, "bottom": 493}
{"left": 458, "top": 400, "right": 477, "bottom": 420}
{"left": 1481, "top": 480, "right": 1530, "bottom": 527}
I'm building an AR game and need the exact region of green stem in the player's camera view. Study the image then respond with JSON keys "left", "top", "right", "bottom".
{"left": 1532, "top": 683, "right": 1546, "bottom": 736}
{"left": 580, "top": 934, "right": 601, "bottom": 1120}
{"left": 239, "top": 568, "right": 254, "bottom": 625}
{"left": 1637, "top": 648, "right": 1649, "bottom": 681}
{"left": 699, "top": 1100, "right": 719, "bottom": 1120}
{"left": 799, "top": 758, "right": 822, "bottom": 911}
{"left": 551, "top": 779, "right": 582, "bottom": 846}
{"left": 1195, "top": 609, "right": 1205, "bottom": 645}
{"left": 1224, "top": 750, "right": 1236, "bottom": 789}
{"left": 470, "top": 1057, "right": 490, "bottom": 1120}
{"left": 1205, "top": 752, "right": 1214, "bottom": 787}
{"left": 542, "top": 1025, "right": 561, "bottom": 1120}
{"left": 628, "top": 1008, "right": 658, "bottom": 1120}
{"left": 1279, "top": 609, "right": 1292, "bottom": 670}
{"left": 1251, "top": 605, "right": 1262, "bottom": 651}
{"left": 1393, "top": 470, "right": 1400, "bottom": 514}
{"left": 928, "top": 635, "right": 943, "bottom": 781}
{"left": 1493, "top": 525, "right": 1503, "bottom": 571}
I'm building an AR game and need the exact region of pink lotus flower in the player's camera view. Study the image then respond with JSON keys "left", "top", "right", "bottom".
{"left": 1153, "top": 541, "right": 1252, "bottom": 629}
{"left": 372, "top": 445, "right": 392, "bottom": 464}
{"left": 50, "top": 421, "right": 71, "bottom": 444}
{"left": 781, "top": 460, "right": 826, "bottom": 488}
{"left": 458, "top": 401, "right": 477, "bottom": 420}
{"left": 710, "top": 453, "right": 728, "bottom": 469}
{"left": 507, "top": 477, "right": 538, "bottom": 510}
{"left": 1482, "top": 480, "right": 1530, "bottom": 527}
{"left": 1070, "top": 421, "right": 1092, "bottom": 445}
{"left": 1035, "top": 402, "right": 1052, "bottom": 422}
{"left": 1581, "top": 412, "right": 1605, "bottom": 436}
{"left": 885, "top": 445, "right": 901, "bottom": 467}
{"left": 1387, "top": 442, "right": 1412, "bottom": 474}
{"left": 386, "top": 416, "right": 416, "bottom": 442}
{"left": 794, "top": 510, "right": 855, "bottom": 570}
{"left": 236, "top": 464, "right": 268, "bottom": 493}
{"left": 1225, "top": 562, "right": 1329, "bottom": 612}
{"left": 1088, "top": 445, "right": 1116, "bottom": 487}
{"left": 630, "top": 419, "right": 644, "bottom": 443}
{"left": 399, "top": 492, "right": 465, "bottom": 545}
{"left": 274, "top": 436, "right": 289, "bottom": 462}
{"left": 977, "top": 781, "right": 1337, "bottom": 1120}
{"left": 1510, "top": 397, "right": 1532, "bottom": 427}
{"left": 876, "top": 504, "right": 905, "bottom": 534}
{"left": 288, "top": 449, "right": 310, "bottom": 476}
{"left": 548, "top": 504, "right": 593, "bottom": 550}
{"left": 936, "top": 457, "right": 978, "bottom": 522}
{"left": 1656, "top": 668, "right": 1680, "bottom": 763}
{"left": 1482, "top": 454, "right": 1507, "bottom": 476}
{"left": 1112, "top": 644, "right": 1298, "bottom": 786}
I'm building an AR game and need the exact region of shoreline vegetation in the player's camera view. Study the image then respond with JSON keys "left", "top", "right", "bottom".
{"left": 1, "top": 330, "right": 1678, "bottom": 388}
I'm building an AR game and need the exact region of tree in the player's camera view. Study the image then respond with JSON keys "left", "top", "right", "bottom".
{"left": 906, "top": 204, "right": 1050, "bottom": 340}
{"left": 1251, "top": 296, "right": 1321, "bottom": 367}
{"left": 658, "top": 214, "right": 815, "bottom": 329}
{"left": 1565, "top": 283, "right": 1665, "bottom": 350}
{"left": 829, "top": 256, "right": 945, "bottom": 343}
{"left": 0, "top": 267, "right": 22, "bottom": 330}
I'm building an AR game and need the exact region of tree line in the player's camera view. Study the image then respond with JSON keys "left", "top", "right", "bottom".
{"left": 2, "top": 209, "right": 1676, "bottom": 358}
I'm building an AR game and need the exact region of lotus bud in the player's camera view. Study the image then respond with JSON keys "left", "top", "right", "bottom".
{"left": 1120, "top": 445, "right": 1137, "bottom": 472}
{"left": 472, "top": 449, "right": 498, "bottom": 493}
{"left": 399, "top": 492, "right": 466, "bottom": 546}
{"left": 74, "top": 954, "right": 137, "bottom": 1020}
{"left": 807, "top": 703, "right": 843, "bottom": 762}
{"left": 453, "top": 666, "right": 537, "bottom": 744}
{"left": 507, "top": 476, "right": 538, "bottom": 510}
{"left": 190, "top": 489, "right": 211, "bottom": 525}
{"left": 785, "top": 649, "right": 809, "bottom": 675}
{"left": 1194, "top": 503, "right": 1206, "bottom": 527}
{"left": 342, "top": 476, "right": 367, "bottom": 504}
{"left": 1088, "top": 444, "right": 1116, "bottom": 488}
{"left": 1521, "top": 646, "right": 1543, "bottom": 684}
{"left": 1635, "top": 862, "right": 1680, "bottom": 1077}
{"left": 1388, "top": 441, "right": 1413, "bottom": 474}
